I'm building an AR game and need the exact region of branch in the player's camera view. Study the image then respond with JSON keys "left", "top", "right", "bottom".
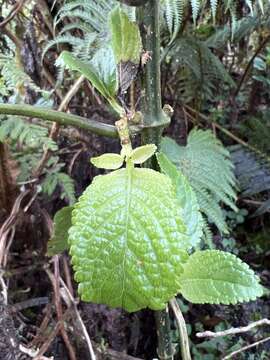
{"left": 32, "top": 75, "right": 86, "bottom": 177}
{"left": 0, "top": 0, "right": 27, "bottom": 28}
{"left": 196, "top": 318, "right": 270, "bottom": 338}
{"left": 184, "top": 105, "right": 266, "bottom": 156}
{"left": 234, "top": 35, "right": 270, "bottom": 98}
{"left": 222, "top": 336, "right": 270, "bottom": 360}
{"left": 169, "top": 298, "right": 191, "bottom": 360}
{"left": 59, "top": 277, "right": 96, "bottom": 360}
{"left": 0, "top": 104, "right": 118, "bottom": 138}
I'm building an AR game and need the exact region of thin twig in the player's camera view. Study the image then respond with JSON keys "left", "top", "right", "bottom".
{"left": 28, "top": 304, "right": 52, "bottom": 348}
{"left": 59, "top": 278, "right": 96, "bottom": 360}
{"left": 0, "top": 0, "right": 27, "bottom": 28}
{"left": 184, "top": 105, "right": 266, "bottom": 156}
{"left": 0, "top": 190, "right": 30, "bottom": 266}
{"left": 234, "top": 35, "right": 270, "bottom": 98}
{"left": 46, "top": 258, "right": 77, "bottom": 360}
{"left": 222, "top": 336, "right": 270, "bottom": 360}
{"left": 34, "top": 309, "right": 72, "bottom": 359}
{"left": 33, "top": 75, "right": 85, "bottom": 178}
{"left": 0, "top": 274, "right": 8, "bottom": 305}
{"left": 169, "top": 298, "right": 191, "bottom": 360}
{"left": 196, "top": 318, "right": 270, "bottom": 338}
{"left": 62, "top": 255, "right": 74, "bottom": 297}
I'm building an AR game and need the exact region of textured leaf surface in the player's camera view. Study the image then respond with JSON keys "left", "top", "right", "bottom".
{"left": 130, "top": 144, "right": 157, "bottom": 164}
{"left": 180, "top": 250, "right": 263, "bottom": 304}
{"left": 91, "top": 153, "right": 124, "bottom": 169}
{"left": 69, "top": 167, "right": 190, "bottom": 312}
{"left": 157, "top": 152, "right": 203, "bottom": 248}
{"left": 161, "top": 130, "right": 237, "bottom": 235}
{"left": 110, "top": 7, "right": 142, "bottom": 64}
{"left": 47, "top": 206, "right": 73, "bottom": 256}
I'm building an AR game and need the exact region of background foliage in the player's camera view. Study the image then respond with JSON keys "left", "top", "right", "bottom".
{"left": 0, "top": 0, "right": 269, "bottom": 359}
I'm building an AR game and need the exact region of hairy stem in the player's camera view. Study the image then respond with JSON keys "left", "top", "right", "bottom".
{"left": 0, "top": 103, "right": 117, "bottom": 138}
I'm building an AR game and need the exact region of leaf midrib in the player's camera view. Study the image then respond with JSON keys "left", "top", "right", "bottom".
{"left": 121, "top": 166, "right": 133, "bottom": 309}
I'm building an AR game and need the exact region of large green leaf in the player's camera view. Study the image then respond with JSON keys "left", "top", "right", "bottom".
{"left": 180, "top": 250, "right": 263, "bottom": 304}
{"left": 68, "top": 167, "right": 190, "bottom": 312}
{"left": 110, "top": 7, "right": 142, "bottom": 64}
{"left": 156, "top": 152, "right": 203, "bottom": 248}
{"left": 47, "top": 206, "right": 73, "bottom": 256}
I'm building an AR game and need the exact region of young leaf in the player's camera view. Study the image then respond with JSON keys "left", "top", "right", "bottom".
{"left": 180, "top": 250, "right": 263, "bottom": 304}
{"left": 129, "top": 144, "right": 157, "bottom": 164}
{"left": 110, "top": 7, "right": 142, "bottom": 94}
{"left": 47, "top": 206, "right": 73, "bottom": 256}
{"left": 110, "top": 7, "right": 142, "bottom": 64}
{"left": 68, "top": 167, "right": 190, "bottom": 312}
{"left": 91, "top": 153, "right": 124, "bottom": 170}
{"left": 58, "top": 51, "right": 123, "bottom": 115}
{"left": 157, "top": 152, "right": 203, "bottom": 247}
{"left": 58, "top": 51, "right": 110, "bottom": 98}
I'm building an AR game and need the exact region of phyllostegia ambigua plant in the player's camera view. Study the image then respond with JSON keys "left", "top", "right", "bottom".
{"left": 0, "top": 1, "right": 264, "bottom": 359}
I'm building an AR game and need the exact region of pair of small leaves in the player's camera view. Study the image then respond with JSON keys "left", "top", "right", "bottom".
{"left": 91, "top": 144, "right": 157, "bottom": 170}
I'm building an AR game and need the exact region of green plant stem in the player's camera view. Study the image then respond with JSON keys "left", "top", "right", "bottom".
{"left": 169, "top": 298, "right": 191, "bottom": 360}
{"left": 0, "top": 103, "right": 118, "bottom": 138}
{"left": 140, "top": 0, "right": 170, "bottom": 148}
{"left": 139, "top": 1, "right": 173, "bottom": 359}
{"left": 155, "top": 307, "right": 174, "bottom": 360}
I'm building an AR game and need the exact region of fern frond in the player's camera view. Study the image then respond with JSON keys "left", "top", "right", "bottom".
{"left": 169, "top": 36, "right": 234, "bottom": 102}
{"left": 44, "top": 0, "right": 118, "bottom": 77}
{"left": 164, "top": 0, "right": 184, "bottom": 45}
{"left": 210, "top": 0, "right": 218, "bottom": 20}
{"left": 191, "top": 0, "right": 200, "bottom": 23}
{"left": 206, "top": 16, "right": 258, "bottom": 49}
{"left": 42, "top": 171, "right": 76, "bottom": 204}
{"left": 161, "top": 129, "right": 238, "bottom": 235}
{"left": 42, "top": 35, "right": 86, "bottom": 59}
{"left": 230, "top": 144, "right": 270, "bottom": 197}
{"left": 0, "top": 56, "right": 42, "bottom": 93}
{"left": 0, "top": 117, "right": 57, "bottom": 151}
{"left": 201, "top": 217, "right": 214, "bottom": 248}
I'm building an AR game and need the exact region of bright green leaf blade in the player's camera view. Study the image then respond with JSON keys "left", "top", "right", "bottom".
{"left": 110, "top": 7, "right": 142, "bottom": 64}
{"left": 180, "top": 250, "right": 263, "bottom": 304}
{"left": 157, "top": 152, "right": 203, "bottom": 248}
{"left": 130, "top": 144, "right": 157, "bottom": 164}
{"left": 47, "top": 206, "right": 73, "bottom": 256}
{"left": 58, "top": 51, "right": 109, "bottom": 98}
{"left": 57, "top": 51, "right": 123, "bottom": 115}
{"left": 91, "top": 153, "right": 124, "bottom": 169}
{"left": 69, "top": 167, "right": 190, "bottom": 312}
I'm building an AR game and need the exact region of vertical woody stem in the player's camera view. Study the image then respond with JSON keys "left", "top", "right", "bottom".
{"left": 139, "top": 1, "right": 173, "bottom": 359}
